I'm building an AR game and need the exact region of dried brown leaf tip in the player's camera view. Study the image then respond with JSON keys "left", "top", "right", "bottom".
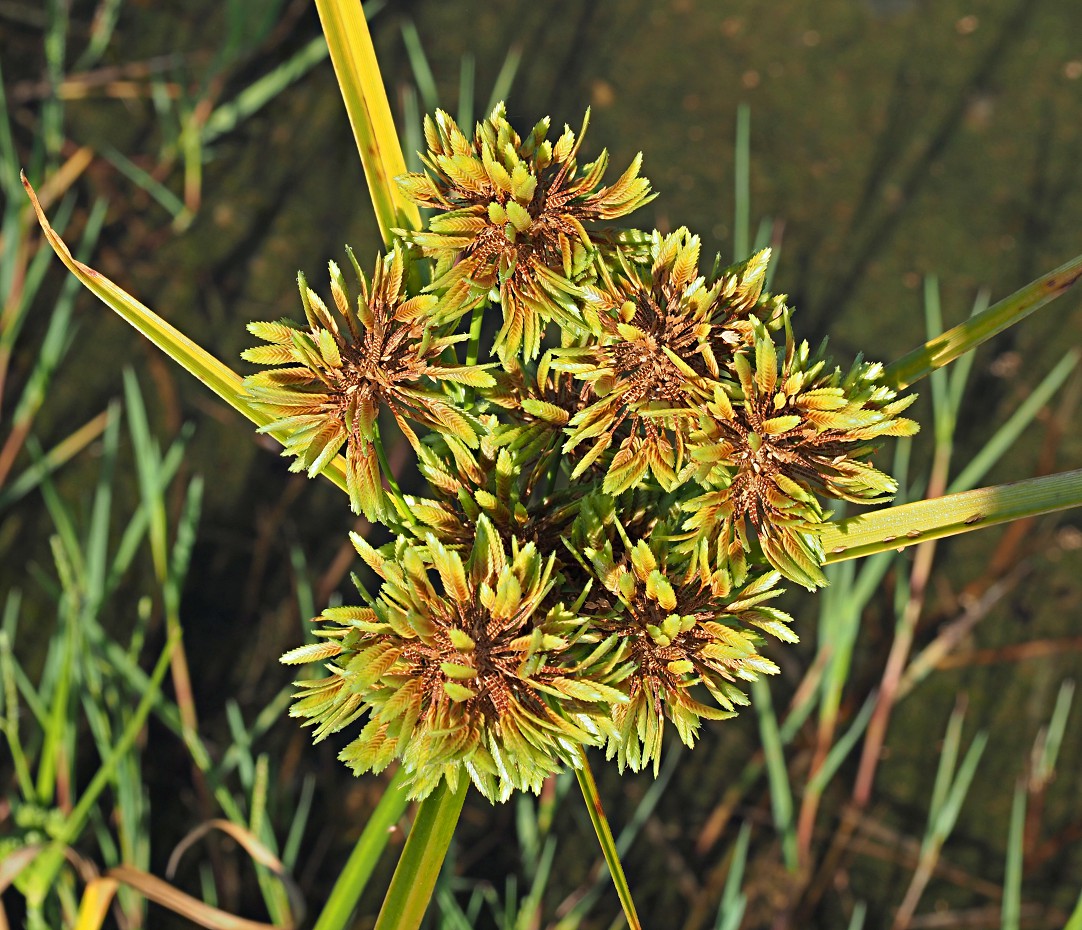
{"left": 242, "top": 243, "right": 493, "bottom": 521}
{"left": 553, "top": 229, "right": 785, "bottom": 496}
{"left": 681, "top": 319, "right": 919, "bottom": 588}
{"left": 282, "top": 517, "right": 626, "bottom": 801}
{"left": 398, "top": 103, "right": 654, "bottom": 362}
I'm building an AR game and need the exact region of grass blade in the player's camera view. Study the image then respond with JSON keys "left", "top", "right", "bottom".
{"left": 1002, "top": 781, "right": 1026, "bottom": 930}
{"left": 24, "top": 627, "right": 179, "bottom": 906}
{"left": 22, "top": 174, "right": 350, "bottom": 498}
{"left": 752, "top": 678, "right": 797, "bottom": 870}
{"left": 884, "top": 253, "right": 1082, "bottom": 389}
{"left": 714, "top": 822, "right": 750, "bottom": 930}
{"left": 733, "top": 103, "right": 750, "bottom": 262}
{"left": 400, "top": 21, "right": 438, "bottom": 113}
{"left": 203, "top": 34, "right": 330, "bottom": 144}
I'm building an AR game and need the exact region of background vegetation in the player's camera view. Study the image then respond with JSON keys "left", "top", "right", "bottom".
{"left": 2, "top": 0, "right": 1081, "bottom": 927}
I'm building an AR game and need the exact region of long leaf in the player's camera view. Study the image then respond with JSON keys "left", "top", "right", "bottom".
{"left": 884, "top": 253, "right": 1082, "bottom": 389}
{"left": 314, "top": 0, "right": 421, "bottom": 243}
{"left": 311, "top": 768, "right": 412, "bottom": 930}
{"left": 22, "top": 174, "right": 349, "bottom": 498}
{"left": 820, "top": 468, "right": 1082, "bottom": 562}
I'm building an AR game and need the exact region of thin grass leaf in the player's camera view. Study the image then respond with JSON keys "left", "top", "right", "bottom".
{"left": 203, "top": 34, "right": 330, "bottom": 144}
{"left": 1034, "top": 680, "right": 1074, "bottom": 785}
{"left": 847, "top": 902, "right": 868, "bottom": 930}
{"left": 714, "top": 822, "right": 750, "bottom": 930}
{"left": 0, "top": 410, "right": 110, "bottom": 511}
{"left": 400, "top": 21, "right": 438, "bottom": 113}
{"left": 0, "top": 628, "right": 34, "bottom": 797}
{"left": 733, "top": 104, "right": 750, "bottom": 262}
{"left": 884, "top": 252, "right": 1082, "bottom": 389}
{"left": 1002, "top": 781, "right": 1026, "bottom": 930}
{"left": 282, "top": 775, "right": 316, "bottom": 872}
{"left": 923, "top": 277, "right": 954, "bottom": 446}
{"left": 484, "top": 45, "right": 522, "bottom": 115}
{"left": 456, "top": 54, "right": 475, "bottom": 129}
{"left": 0, "top": 58, "right": 21, "bottom": 200}
{"left": 806, "top": 693, "right": 876, "bottom": 796}
{"left": 23, "top": 175, "right": 351, "bottom": 500}
{"left": 947, "top": 289, "right": 990, "bottom": 417}
{"left": 23, "top": 628, "right": 179, "bottom": 908}
{"left": 516, "top": 836, "right": 556, "bottom": 930}
{"left": 98, "top": 143, "right": 189, "bottom": 223}
{"left": 752, "top": 677, "right": 797, "bottom": 870}
{"left": 947, "top": 350, "right": 1079, "bottom": 494}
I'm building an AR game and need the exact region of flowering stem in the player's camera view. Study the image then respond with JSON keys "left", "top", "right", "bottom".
{"left": 311, "top": 768, "right": 413, "bottom": 930}
{"left": 372, "top": 777, "right": 469, "bottom": 930}
{"left": 574, "top": 755, "right": 643, "bottom": 930}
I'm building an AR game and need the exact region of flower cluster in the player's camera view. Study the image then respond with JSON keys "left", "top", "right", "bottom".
{"left": 249, "top": 104, "right": 918, "bottom": 801}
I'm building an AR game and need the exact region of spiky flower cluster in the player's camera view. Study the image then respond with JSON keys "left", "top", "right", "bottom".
{"left": 250, "top": 104, "right": 918, "bottom": 801}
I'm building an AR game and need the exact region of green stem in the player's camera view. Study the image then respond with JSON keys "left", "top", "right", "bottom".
{"left": 465, "top": 299, "right": 486, "bottom": 368}
{"left": 372, "top": 777, "right": 469, "bottom": 930}
{"left": 820, "top": 468, "right": 1082, "bottom": 562}
{"left": 883, "top": 252, "right": 1082, "bottom": 389}
{"left": 574, "top": 755, "right": 642, "bottom": 930}
{"left": 312, "top": 768, "right": 413, "bottom": 930}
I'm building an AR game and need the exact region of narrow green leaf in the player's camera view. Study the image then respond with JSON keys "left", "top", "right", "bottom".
{"left": 821, "top": 469, "right": 1082, "bottom": 562}
{"left": 22, "top": 175, "right": 349, "bottom": 499}
{"left": 752, "top": 678, "right": 797, "bottom": 871}
{"left": 1002, "top": 781, "right": 1026, "bottom": 930}
{"left": 314, "top": 0, "right": 421, "bottom": 243}
{"left": 884, "top": 253, "right": 1082, "bottom": 389}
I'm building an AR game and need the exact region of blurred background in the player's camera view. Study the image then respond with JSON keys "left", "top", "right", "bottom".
{"left": 2, "top": 0, "right": 1082, "bottom": 927}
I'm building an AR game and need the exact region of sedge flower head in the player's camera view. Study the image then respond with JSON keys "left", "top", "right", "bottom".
{"left": 242, "top": 243, "right": 493, "bottom": 521}
{"left": 554, "top": 229, "right": 786, "bottom": 496}
{"left": 583, "top": 538, "right": 796, "bottom": 774}
{"left": 681, "top": 319, "right": 919, "bottom": 588}
{"left": 398, "top": 103, "right": 655, "bottom": 362}
{"left": 282, "top": 517, "right": 626, "bottom": 801}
